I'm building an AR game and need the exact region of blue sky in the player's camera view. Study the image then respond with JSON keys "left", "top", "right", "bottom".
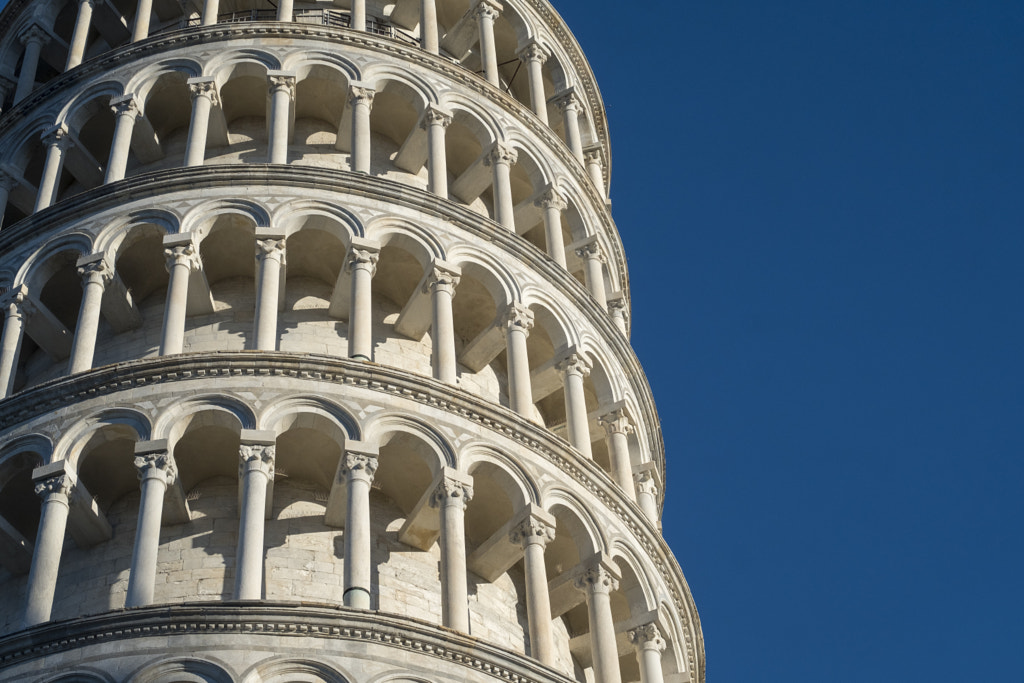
{"left": 554, "top": 0, "right": 1024, "bottom": 680}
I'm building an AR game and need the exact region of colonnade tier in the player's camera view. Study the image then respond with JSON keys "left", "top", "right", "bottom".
{"left": 0, "top": 358, "right": 701, "bottom": 682}
{"left": 0, "top": 172, "right": 653, "bottom": 496}
{"left": 0, "top": 0, "right": 612, "bottom": 190}
{"left": 0, "top": 26, "right": 624, "bottom": 317}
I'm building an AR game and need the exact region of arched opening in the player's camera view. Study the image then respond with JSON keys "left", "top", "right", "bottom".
{"left": 195, "top": 212, "right": 258, "bottom": 352}
{"left": 279, "top": 219, "right": 349, "bottom": 357}
{"left": 291, "top": 63, "right": 351, "bottom": 168}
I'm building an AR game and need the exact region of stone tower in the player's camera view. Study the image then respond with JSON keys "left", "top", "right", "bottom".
{"left": 0, "top": 1, "right": 703, "bottom": 682}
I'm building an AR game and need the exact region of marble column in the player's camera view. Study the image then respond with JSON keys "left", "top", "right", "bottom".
{"left": 35, "top": 125, "right": 74, "bottom": 213}
{"left": 503, "top": 303, "right": 534, "bottom": 416}
{"left": 535, "top": 186, "right": 567, "bottom": 267}
{"left": 628, "top": 623, "right": 668, "bottom": 683}
{"left": 184, "top": 78, "right": 218, "bottom": 167}
{"left": 201, "top": 0, "right": 220, "bottom": 26}
{"left": 607, "top": 295, "right": 628, "bottom": 336}
{"left": 125, "top": 444, "right": 176, "bottom": 607}
{"left": 517, "top": 41, "right": 550, "bottom": 124}
{"left": 132, "top": 0, "right": 154, "bottom": 42}
{"left": 235, "top": 439, "right": 275, "bottom": 600}
{"left": 510, "top": 514, "right": 557, "bottom": 666}
{"left": 65, "top": 0, "right": 95, "bottom": 70}
{"left": 421, "top": 0, "right": 439, "bottom": 53}
{"left": 341, "top": 449, "right": 378, "bottom": 609}
{"left": 472, "top": 0, "right": 502, "bottom": 87}
{"left": 351, "top": 0, "right": 366, "bottom": 31}
{"left": 14, "top": 25, "right": 49, "bottom": 104}
{"left": 486, "top": 143, "right": 518, "bottom": 230}
{"left": 583, "top": 145, "right": 606, "bottom": 199}
{"left": 349, "top": 85, "right": 375, "bottom": 174}
{"left": 554, "top": 90, "right": 585, "bottom": 163}
{"left": 0, "top": 169, "right": 15, "bottom": 227}
{"left": 69, "top": 256, "right": 111, "bottom": 374}
{"left": 634, "top": 466, "right": 661, "bottom": 525}
{"left": 277, "top": 0, "right": 294, "bottom": 22}
{"left": 428, "top": 264, "right": 460, "bottom": 384}
{"left": 346, "top": 242, "right": 379, "bottom": 360}
{"left": 23, "top": 467, "right": 75, "bottom": 627}
{"left": 423, "top": 105, "right": 452, "bottom": 197}
{"left": 267, "top": 72, "right": 295, "bottom": 164}
{"left": 0, "top": 286, "right": 28, "bottom": 398}
{"left": 254, "top": 236, "right": 286, "bottom": 351}
{"left": 105, "top": 95, "right": 140, "bottom": 183}
{"left": 573, "top": 561, "right": 622, "bottom": 683}
{"left": 557, "top": 351, "right": 592, "bottom": 458}
{"left": 431, "top": 473, "right": 473, "bottom": 632}
{"left": 160, "top": 242, "right": 198, "bottom": 355}
{"left": 598, "top": 409, "right": 636, "bottom": 501}
{"left": 575, "top": 239, "right": 608, "bottom": 310}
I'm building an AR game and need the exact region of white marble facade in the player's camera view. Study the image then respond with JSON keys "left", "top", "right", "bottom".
{"left": 0, "top": 1, "right": 702, "bottom": 682}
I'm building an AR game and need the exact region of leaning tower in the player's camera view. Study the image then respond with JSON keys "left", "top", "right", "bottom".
{"left": 0, "top": 1, "right": 703, "bottom": 682}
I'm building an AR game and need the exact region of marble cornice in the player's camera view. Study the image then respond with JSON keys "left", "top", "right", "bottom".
{"left": 0, "top": 20, "right": 627, "bottom": 303}
{"left": 0, "top": 351, "right": 700, "bottom": 676}
{"left": 0, "top": 601, "right": 578, "bottom": 681}
{"left": 0, "top": 163, "right": 662, "bottom": 483}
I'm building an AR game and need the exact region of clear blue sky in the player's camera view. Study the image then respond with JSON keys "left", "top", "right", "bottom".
{"left": 555, "top": 1, "right": 1023, "bottom": 680}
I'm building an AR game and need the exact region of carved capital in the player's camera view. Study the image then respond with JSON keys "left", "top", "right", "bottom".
{"left": 77, "top": 258, "right": 111, "bottom": 288}
{"left": 0, "top": 169, "right": 17, "bottom": 192}
{"left": 598, "top": 409, "right": 634, "bottom": 437}
{"left": 425, "top": 264, "right": 460, "bottom": 295}
{"left": 517, "top": 41, "right": 550, "bottom": 65}
{"left": 534, "top": 186, "right": 567, "bottom": 212}
{"left": 341, "top": 452, "right": 379, "bottom": 482}
{"left": 421, "top": 105, "right": 453, "bottom": 130}
{"left": 573, "top": 563, "right": 619, "bottom": 595}
{"left": 134, "top": 451, "right": 177, "bottom": 486}
{"left": 348, "top": 85, "right": 375, "bottom": 109}
{"left": 256, "top": 237, "right": 286, "bottom": 264}
{"left": 1, "top": 285, "right": 30, "bottom": 320}
{"left": 471, "top": 0, "right": 501, "bottom": 23}
{"left": 188, "top": 79, "right": 219, "bottom": 107}
{"left": 239, "top": 443, "right": 275, "bottom": 478}
{"left": 583, "top": 146, "right": 605, "bottom": 166}
{"left": 268, "top": 73, "right": 296, "bottom": 98}
{"left": 503, "top": 303, "right": 534, "bottom": 334}
{"left": 345, "top": 246, "right": 380, "bottom": 276}
{"left": 556, "top": 352, "right": 591, "bottom": 379}
{"left": 509, "top": 515, "right": 555, "bottom": 548}
{"left": 485, "top": 143, "right": 518, "bottom": 168}
{"left": 19, "top": 24, "right": 50, "bottom": 47}
{"left": 628, "top": 623, "right": 667, "bottom": 652}
{"left": 34, "top": 474, "right": 74, "bottom": 502}
{"left": 607, "top": 296, "right": 627, "bottom": 316}
{"left": 574, "top": 240, "right": 605, "bottom": 262}
{"left": 430, "top": 476, "right": 474, "bottom": 510}
{"left": 41, "top": 125, "right": 74, "bottom": 151}
{"left": 110, "top": 95, "right": 141, "bottom": 120}
{"left": 633, "top": 468, "right": 659, "bottom": 496}
{"left": 164, "top": 243, "right": 199, "bottom": 271}
{"left": 552, "top": 90, "right": 581, "bottom": 114}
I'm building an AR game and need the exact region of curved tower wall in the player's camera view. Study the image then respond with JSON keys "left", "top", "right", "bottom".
{"left": 0, "top": 2, "right": 704, "bottom": 682}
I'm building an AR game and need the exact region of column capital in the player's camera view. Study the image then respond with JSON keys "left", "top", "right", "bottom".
{"left": 133, "top": 441, "right": 177, "bottom": 486}
{"left": 556, "top": 348, "right": 591, "bottom": 379}
{"left": 345, "top": 240, "right": 381, "bottom": 276}
{"left": 1, "top": 284, "right": 31, "bottom": 319}
{"left": 573, "top": 236, "right": 605, "bottom": 262}
{"left": 485, "top": 142, "right": 518, "bottom": 167}
{"left": 583, "top": 144, "right": 605, "bottom": 166}
{"left": 517, "top": 39, "right": 550, "bottom": 65}
{"left": 348, "top": 83, "right": 376, "bottom": 109}
{"left": 76, "top": 254, "right": 112, "bottom": 288}
{"left": 503, "top": 302, "right": 534, "bottom": 334}
{"left": 420, "top": 104, "right": 453, "bottom": 130}
{"left": 633, "top": 463, "right": 661, "bottom": 496}
{"left": 267, "top": 70, "right": 297, "bottom": 98}
{"left": 425, "top": 261, "right": 461, "bottom": 295}
{"left": 164, "top": 241, "right": 200, "bottom": 271}
{"left": 239, "top": 441, "right": 276, "bottom": 478}
{"left": 534, "top": 184, "right": 567, "bottom": 212}
{"left": 341, "top": 450, "right": 379, "bottom": 483}
{"left": 551, "top": 88, "right": 582, "bottom": 114}
{"left": 187, "top": 77, "right": 220, "bottom": 106}
{"left": 598, "top": 408, "right": 634, "bottom": 437}
{"left": 607, "top": 293, "right": 627, "bottom": 315}
{"left": 0, "top": 167, "right": 18, "bottom": 191}
{"left": 509, "top": 512, "right": 556, "bottom": 548}
{"left": 19, "top": 24, "right": 50, "bottom": 47}
{"left": 628, "top": 622, "right": 667, "bottom": 653}
{"left": 572, "top": 557, "right": 620, "bottom": 595}
{"left": 255, "top": 236, "right": 286, "bottom": 264}
{"left": 429, "top": 472, "right": 474, "bottom": 510}
{"left": 110, "top": 94, "right": 141, "bottom": 120}
{"left": 471, "top": 0, "right": 502, "bottom": 23}
{"left": 41, "top": 124, "right": 74, "bottom": 151}
{"left": 32, "top": 462, "right": 76, "bottom": 503}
